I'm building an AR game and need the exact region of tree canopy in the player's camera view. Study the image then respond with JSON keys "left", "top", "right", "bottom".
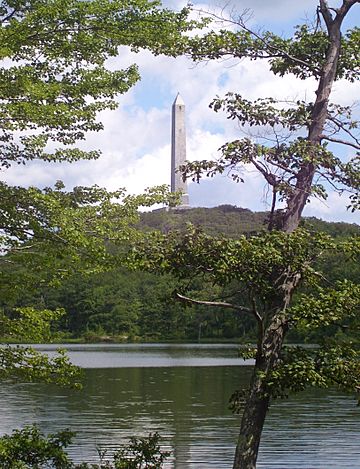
{"left": 0, "top": 0, "right": 193, "bottom": 385}
{"left": 0, "top": 0, "right": 197, "bottom": 170}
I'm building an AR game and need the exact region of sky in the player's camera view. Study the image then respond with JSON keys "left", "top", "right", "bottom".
{"left": 4, "top": 0, "right": 360, "bottom": 223}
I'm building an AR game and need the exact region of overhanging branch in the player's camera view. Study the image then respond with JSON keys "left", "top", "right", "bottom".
{"left": 320, "top": 135, "right": 360, "bottom": 149}
{"left": 191, "top": 8, "right": 320, "bottom": 73}
{"left": 176, "top": 293, "right": 261, "bottom": 321}
{"left": 176, "top": 292, "right": 252, "bottom": 315}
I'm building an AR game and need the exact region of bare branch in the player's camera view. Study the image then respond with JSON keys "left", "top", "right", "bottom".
{"left": 7, "top": 244, "right": 37, "bottom": 251}
{"left": 320, "top": 135, "right": 360, "bottom": 149}
{"left": 234, "top": 19, "right": 320, "bottom": 73}
{"left": 250, "top": 158, "right": 278, "bottom": 186}
{"left": 176, "top": 292, "right": 253, "bottom": 315}
{"left": 191, "top": 8, "right": 320, "bottom": 73}
{"left": 250, "top": 295, "right": 264, "bottom": 351}
{"left": 1, "top": 8, "right": 18, "bottom": 23}
{"left": 250, "top": 295, "right": 263, "bottom": 325}
{"left": 315, "top": 169, "right": 345, "bottom": 192}
{"left": 320, "top": 0, "right": 359, "bottom": 31}
{"left": 327, "top": 115, "right": 360, "bottom": 145}
{"left": 266, "top": 157, "right": 298, "bottom": 177}
{"left": 268, "top": 187, "right": 277, "bottom": 231}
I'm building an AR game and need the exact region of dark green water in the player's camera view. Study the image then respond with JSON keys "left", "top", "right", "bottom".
{"left": 0, "top": 344, "right": 359, "bottom": 468}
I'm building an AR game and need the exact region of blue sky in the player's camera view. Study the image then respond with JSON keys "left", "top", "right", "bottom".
{"left": 4, "top": 0, "right": 360, "bottom": 223}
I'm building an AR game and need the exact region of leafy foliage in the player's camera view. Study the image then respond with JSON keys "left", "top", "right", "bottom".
{"left": 0, "top": 0, "right": 196, "bottom": 170}
{"left": 0, "top": 0, "right": 195, "bottom": 391}
{"left": 0, "top": 305, "right": 82, "bottom": 386}
{"left": 185, "top": 19, "right": 359, "bottom": 81}
{"left": 0, "top": 345, "right": 82, "bottom": 388}
{"left": 110, "top": 433, "right": 170, "bottom": 469}
{"left": 0, "top": 425, "right": 74, "bottom": 469}
{"left": 135, "top": 226, "right": 338, "bottom": 303}
{"left": 289, "top": 280, "right": 360, "bottom": 329}
{"left": 0, "top": 307, "right": 65, "bottom": 342}
{"left": 267, "top": 343, "right": 360, "bottom": 401}
{"left": 1, "top": 183, "right": 178, "bottom": 292}
{"left": 0, "top": 426, "right": 169, "bottom": 468}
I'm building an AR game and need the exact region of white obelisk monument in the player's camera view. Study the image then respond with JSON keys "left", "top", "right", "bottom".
{"left": 171, "top": 93, "right": 189, "bottom": 207}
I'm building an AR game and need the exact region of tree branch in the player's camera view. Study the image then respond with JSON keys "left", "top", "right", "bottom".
{"left": 268, "top": 187, "right": 278, "bottom": 231}
{"left": 319, "top": 0, "right": 334, "bottom": 31}
{"left": 250, "top": 158, "right": 278, "bottom": 187}
{"left": 191, "top": 8, "right": 320, "bottom": 73}
{"left": 250, "top": 295, "right": 264, "bottom": 351}
{"left": 1, "top": 8, "right": 18, "bottom": 24}
{"left": 320, "top": 0, "right": 359, "bottom": 31}
{"left": 250, "top": 295, "right": 263, "bottom": 325}
{"left": 320, "top": 135, "right": 360, "bottom": 149}
{"left": 327, "top": 115, "right": 360, "bottom": 145}
{"left": 176, "top": 292, "right": 253, "bottom": 315}
{"left": 336, "top": 0, "right": 359, "bottom": 22}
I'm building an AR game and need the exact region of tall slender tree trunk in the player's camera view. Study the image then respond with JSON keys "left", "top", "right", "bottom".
{"left": 282, "top": 0, "right": 349, "bottom": 233}
{"left": 232, "top": 3, "right": 357, "bottom": 466}
{"left": 232, "top": 378, "right": 270, "bottom": 469}
{"left": 233, "top": 300, "right": 294, "bottom": 469}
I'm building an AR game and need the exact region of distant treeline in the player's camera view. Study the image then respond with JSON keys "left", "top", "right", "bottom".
{"left": 2, "top": 206, "right": 359, "bottom": 343}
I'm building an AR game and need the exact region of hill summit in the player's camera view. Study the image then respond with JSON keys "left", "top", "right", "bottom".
{"left": 140, "top": 205, "right": 359, "bottom": 238}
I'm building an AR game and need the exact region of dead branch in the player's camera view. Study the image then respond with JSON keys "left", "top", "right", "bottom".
{"left": 176, "top": 292, "right": 254, "bottom": 315}
{"left": 320, "top": 135, "right": 360, "bottom": 149}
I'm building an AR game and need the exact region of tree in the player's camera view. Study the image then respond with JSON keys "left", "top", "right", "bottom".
{"left": 0, "top": 0, "right": 195, "bottom": 259}
{"left": 134, "top": 1, "right": 360, "bottom": 468}
{"left": 0, "top": 0, "right": 195, "bottom": 382}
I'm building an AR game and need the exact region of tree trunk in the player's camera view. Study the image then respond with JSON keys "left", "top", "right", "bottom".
{"left": 232, "top": 3, "right": 358, "bottom": 467}
{"left": 281, "top": 0, "right": 350, "bottom": 233}
{"left": 233, "top": 271, "right": 300, "bottom": 468}
{"left": 233, "top": 311, "right": 290, "bottom": 467}
{"left": 232, "top": 373, "right": 270, "bottom": 469}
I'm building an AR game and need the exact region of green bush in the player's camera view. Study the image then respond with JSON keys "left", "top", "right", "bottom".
{"left": 0, "top": 426, "right": 170, "bottom": 469}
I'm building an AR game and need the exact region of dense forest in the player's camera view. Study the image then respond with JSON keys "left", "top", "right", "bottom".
{"left": 2, "top": 205, "right": 359, "bottom": 343}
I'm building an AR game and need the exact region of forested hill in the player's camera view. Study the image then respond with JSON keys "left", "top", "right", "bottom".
{"left": 1, "top": 205, "right": 358, "bottom": 344}
{"left": 139, "top": 205, "right": 360, "bottom": 238}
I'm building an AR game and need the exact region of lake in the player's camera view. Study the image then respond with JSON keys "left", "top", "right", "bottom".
{"left": 0, "top": 343, "right": 359, "bottom": 468}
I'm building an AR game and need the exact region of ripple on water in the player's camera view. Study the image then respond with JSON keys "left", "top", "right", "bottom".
{"left": 0, "top": 345, "right": 359, "bottom": 468}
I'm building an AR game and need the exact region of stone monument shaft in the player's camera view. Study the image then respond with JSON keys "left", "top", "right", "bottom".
{"left": 171, "top": 93, "right": 189, "bottom": 207}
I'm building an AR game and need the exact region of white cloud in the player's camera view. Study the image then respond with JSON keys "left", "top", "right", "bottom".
{"left": 168, "top": 0, "right": 318, "bottom": 24}
{"left": 303, "top": 192, "right": 360, "bottom": 224}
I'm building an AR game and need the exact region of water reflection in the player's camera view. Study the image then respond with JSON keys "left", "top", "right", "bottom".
{"left": 27, "top": 343, "right": 252, "bottom": 368}
{"left": 0, "top": 344, "right": 359, "bottom": 468}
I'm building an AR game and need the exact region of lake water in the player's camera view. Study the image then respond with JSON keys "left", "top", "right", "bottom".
{"left": 0, "top": 343, "right": 359, "bottom": 468}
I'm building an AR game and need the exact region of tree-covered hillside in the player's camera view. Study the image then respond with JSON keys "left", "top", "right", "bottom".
{"left": 140, "top": 205, "right": 268, "bottom": 236}
{"left": 140, "top": 205, "right": 360, "bottom": 238}
{"left": 2, "top": 206, "right": 358, "bottom": 343}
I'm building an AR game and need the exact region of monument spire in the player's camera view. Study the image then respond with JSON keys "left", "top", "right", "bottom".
{"left": 171, "top": 93, "right": 189, "bottom": 207}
